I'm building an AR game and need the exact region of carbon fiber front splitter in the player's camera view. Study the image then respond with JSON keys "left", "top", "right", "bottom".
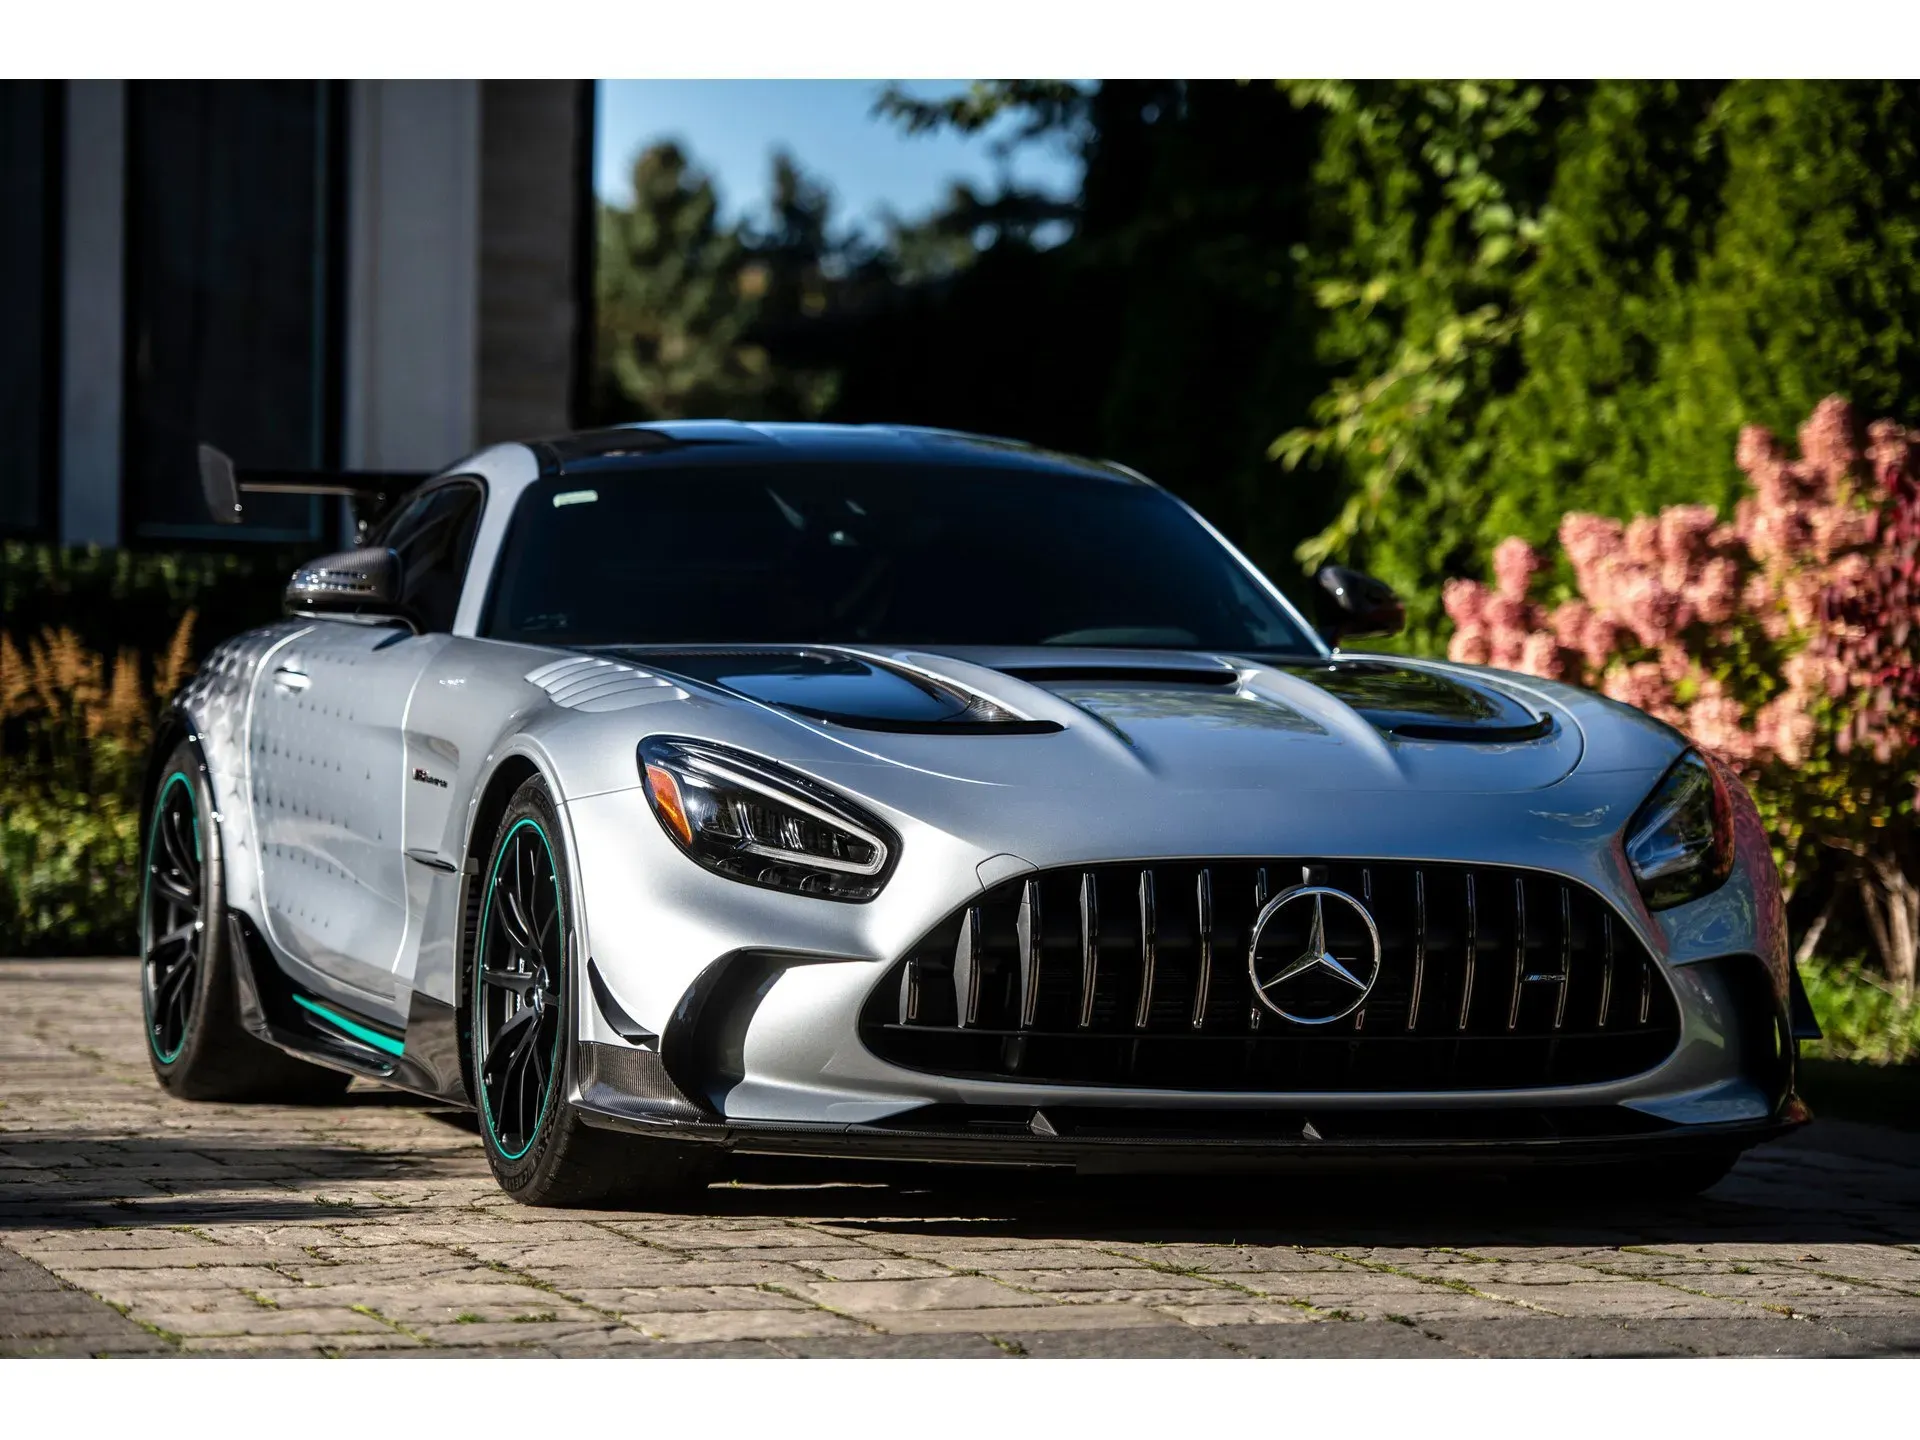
{"left": 573, "top": 1053, "right": 1810, "bottom": 1177}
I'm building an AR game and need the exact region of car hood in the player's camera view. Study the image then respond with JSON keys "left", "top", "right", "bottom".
{"left": 600, "top": 643, "right": 1602, "bottom": 796}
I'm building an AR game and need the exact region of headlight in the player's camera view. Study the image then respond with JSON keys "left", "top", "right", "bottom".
{"left": 638, "top": 736, "right": 895, "bottom": 901}
{"left": 1624, "top": 750, "right": 1735, "bottom": 910}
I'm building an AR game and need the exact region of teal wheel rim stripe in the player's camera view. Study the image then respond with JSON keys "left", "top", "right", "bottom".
{"left": 475, "top": 817, "right": 566, "bottom": 1161}
{"left": 292, "top": 994, "right": 406, "bottom": 1057}
{"left": 142, "top": 771, "right": 198, "bottom": 1064}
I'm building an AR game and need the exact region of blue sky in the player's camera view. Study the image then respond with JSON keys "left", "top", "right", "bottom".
{"left": 593, "top": 80, "right": 1082, "bottom": 234}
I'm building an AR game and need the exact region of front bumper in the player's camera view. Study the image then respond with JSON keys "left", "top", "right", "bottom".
{"left": 572, "top": 1039, "right": 1809, "bottom": 1174}
{"left": 565, "top": 758, "right": 1799, "bottom": 1149}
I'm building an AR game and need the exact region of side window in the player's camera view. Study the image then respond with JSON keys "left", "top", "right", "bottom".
{"left": 377, "top": 481, "right": 484, "bottom": 632}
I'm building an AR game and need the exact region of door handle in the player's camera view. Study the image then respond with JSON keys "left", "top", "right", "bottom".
{"left": 272, "top": 665, "right": 311, "bottom": 693}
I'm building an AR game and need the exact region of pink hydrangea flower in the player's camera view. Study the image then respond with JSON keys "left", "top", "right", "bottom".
{"left": 1491, "top": 536, "right": 1543, "bottom": 601}
{"left": 1518, "top": 632, "right": 1565, "bottom": 680}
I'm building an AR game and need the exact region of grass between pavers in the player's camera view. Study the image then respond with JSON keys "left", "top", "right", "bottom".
{"left": 1797, "top": 1058, "right": 1920, "bottom": 1133}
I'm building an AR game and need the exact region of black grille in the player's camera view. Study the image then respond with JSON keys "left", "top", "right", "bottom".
{"left": 860, "top": 860, "right": 1680, "bottom": 1092}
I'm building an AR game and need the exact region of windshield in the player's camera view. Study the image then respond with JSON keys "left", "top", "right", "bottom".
{"left": 481, "top": 461, "right": 1318, "bottom": 654}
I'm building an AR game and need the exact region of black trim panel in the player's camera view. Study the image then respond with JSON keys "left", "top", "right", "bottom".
{"left": 573, "top": 1095, "right": 1810, "bottom": 1176}
{"left": 587, "top": 957, "right": 657, "bottom": 1048}
{"left": 1789, "top": 963, "right": 1824, "bottom": 1042}
{"left": 387, "top": 990, "right": 467, "bottom": 1104}
{"left": 226, "top": 912, "right": 398, "bottom": 1079}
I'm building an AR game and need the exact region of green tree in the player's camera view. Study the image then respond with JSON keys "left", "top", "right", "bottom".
{"left": 1489, "top": 81, "right": 1920, "bottom": 553}
{"left": 1480, "top": 81, "right": 1728, "bottom": 546}
{"left": 1272, "top": 80, "right": 1587, "bottom": 647}
{"left": 864, "top": 80, "right": 1332, "bottom": 596}
{"left": 591, "top": 143, "right": 838, "bottom": 422}
{"left": 1669, "top": 81, "right": 1920, "bottom": 493}
{"left": 1285, "top": 80, "right": 1920, "bottom": 650}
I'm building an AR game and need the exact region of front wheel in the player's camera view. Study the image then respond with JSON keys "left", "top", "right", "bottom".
{"left": 471, "top": 778, "right": 716, "bottom": 1207}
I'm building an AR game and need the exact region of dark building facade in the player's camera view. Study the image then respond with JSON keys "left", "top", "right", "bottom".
{"left": 0, "top": 80, "right": 592, "bottom": 549}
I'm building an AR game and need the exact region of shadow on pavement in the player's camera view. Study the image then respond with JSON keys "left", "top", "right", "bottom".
{"left": 667, "top": 1130, "right": 1920, "bottom": 1248}
{"left": 0, "top": 1128, "right": 483, "bottom": 1230}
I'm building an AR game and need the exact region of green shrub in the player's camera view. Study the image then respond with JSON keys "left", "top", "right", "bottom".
{"left": 1, "top": 538, "right": 295, "bottom": 663}
{"left": 0, "top": 789, "right": 139, "bottom": 956}
{"left": 0, "top": 538, "right": 288, "bottom": 956}
{"left": 1802, "top": 954, "right": 1920, "bottom": 1066}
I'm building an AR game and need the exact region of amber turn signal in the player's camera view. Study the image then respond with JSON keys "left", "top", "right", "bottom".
{"left": 643, "top": 762, "right": 693, "bottom": 846}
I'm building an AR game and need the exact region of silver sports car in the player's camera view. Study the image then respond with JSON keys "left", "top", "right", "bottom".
{"left": 142, "top": 422, "right": 1813, "bottom": 1206}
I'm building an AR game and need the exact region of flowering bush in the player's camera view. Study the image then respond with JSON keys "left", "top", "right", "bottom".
{"left": 1443, "top": 397, "right": 1920, "bottom": 998}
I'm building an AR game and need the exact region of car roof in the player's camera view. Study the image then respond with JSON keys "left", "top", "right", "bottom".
{"left": 528, "top": 421, "right": 1150, "bottom": 486}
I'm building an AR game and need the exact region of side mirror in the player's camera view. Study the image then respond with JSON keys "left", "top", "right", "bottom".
{"left": 284, "top": 547, "right": 415, "bottom": 629}
{"left": 1314, "top": 563, "right": 1404, "bottom": 646}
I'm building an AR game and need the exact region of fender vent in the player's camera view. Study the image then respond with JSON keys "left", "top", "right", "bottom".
{"left": 525, "top": 656, "right": 685, "bottom": 712}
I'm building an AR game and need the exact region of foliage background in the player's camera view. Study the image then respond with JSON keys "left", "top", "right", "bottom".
{"left": 1, "top": 544, "right": 289, "bottom": 955}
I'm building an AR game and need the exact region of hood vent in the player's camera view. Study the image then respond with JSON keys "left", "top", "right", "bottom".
{"left": 998, "top": 664, "right": 1241, "bottom": 688}
{"left": 1287, "top": 660, "right": 1554, "bottom": 743}
{"left": 617, "top": 647, "right": 1061, "bottom": 735}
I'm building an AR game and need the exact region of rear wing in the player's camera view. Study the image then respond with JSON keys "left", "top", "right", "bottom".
{"left": 197, "top": 444, "right": 429, "bottom": 531}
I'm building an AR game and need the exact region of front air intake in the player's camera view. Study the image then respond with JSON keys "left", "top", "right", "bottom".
{"left": 860, "top": 859, "right": 1680, "bottom": 1092}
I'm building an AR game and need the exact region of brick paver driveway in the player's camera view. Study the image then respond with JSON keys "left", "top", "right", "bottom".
{"left": 4, "top": 959, "right": 1918, "bottom": 1357}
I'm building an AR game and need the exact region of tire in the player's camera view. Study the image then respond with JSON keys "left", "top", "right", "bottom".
{"left": 471, "top": 778, "right": 717, "bottom": 1208}
{"left": 141, "top": 743, "right": 353, "bottom": 1103}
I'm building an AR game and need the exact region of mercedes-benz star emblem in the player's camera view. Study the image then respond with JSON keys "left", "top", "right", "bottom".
{"left": 1247, "top": 885, "right": 1383, "bottom": 1025}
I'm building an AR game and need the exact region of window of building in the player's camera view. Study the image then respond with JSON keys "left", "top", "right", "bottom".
{"left": 0, "top": 81, "right": 61, "bottom": 538}
{"left": 122, "top": 81, "right": 342, "bottom": 543}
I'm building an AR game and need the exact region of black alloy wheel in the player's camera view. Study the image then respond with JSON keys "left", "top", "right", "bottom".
{"left": 475, "top": 814, "right": 567, "bottom": 1160}
{"left": 469, "top": 778, "right": 719, "bottom": 1207}
{"left": 142, "top": 770, "right": 204, "bottom": 1064}
{"left": 140, "top": 741, "right": 350, "bottom": 1102}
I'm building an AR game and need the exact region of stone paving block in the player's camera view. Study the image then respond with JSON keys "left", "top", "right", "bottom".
{"left": 873, "top": 1303, "right": 1168, "bottom": 1336}
{"left": 15, "top": 1244, "right": 304, "bottom": 1270}
{"left": 1153, "top": 1300, "right": 1317, "bottom": 1327}
{"left": 894, "top": 1245, "right": 1155, "bottom": 1272}
{"left": 1468, "top": 1279, "right": 1751, "bottom": 1319}
{"left": 529, "top": 1260, "right": 826, "bottom": 1290}
{"left": 1001, "top": 1324, "right": 1244, "bottom": 1357}
{"left": 3, "top": 1336, "right": 173, "bottom": 1357}
{"left": 781, "top": 1254, "right": 956, "bottom": 1281}
{"left": 408, "top": 1319, "right": 640, "bottom": 1347}
{"left": 788, "top": 1274, "right": 1040, "bottom": 1314}
{"left": 1101, "top": 1243, "right": 1370, "bottom": 1276}
{"left": 44, "top": 1264, "right": 294, "bottom": 1296}
{"left": 983, "top": 1265, "right": 1218, "bottom": 1295}
{"left": 135, "top": 1306, "right": 394, "bottom": 1338}
{"left": 575, "top": 1284, "right": 811, "bottom": 1315}
{"left": 180, "top": 1331, "right": 425, "bottom": 1354}
{"left": 776, "top": 1331, "right": 1012, "bottom": 1357}
{"left": 622, "top": 1308, "right": 869, "bottom": 1343}
{"left": 1207, "top": 1320, "right": 1460, "bottom": 1357}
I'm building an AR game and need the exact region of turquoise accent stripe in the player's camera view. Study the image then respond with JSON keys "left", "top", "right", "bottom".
{"left": 292, "top": 994, "right": 405, "bottom": 1057}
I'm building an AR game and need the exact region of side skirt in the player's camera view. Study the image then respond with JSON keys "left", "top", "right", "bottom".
{"left": 227, "top": 913, "right": 468, "bottom": 1105}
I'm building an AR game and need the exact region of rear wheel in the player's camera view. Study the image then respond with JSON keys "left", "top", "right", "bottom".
{"left": 472, "top": 778, "right": 716, "bottom": 1207}
{"left": 141, "top": 744, "right": 352, "bottom": 1102}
